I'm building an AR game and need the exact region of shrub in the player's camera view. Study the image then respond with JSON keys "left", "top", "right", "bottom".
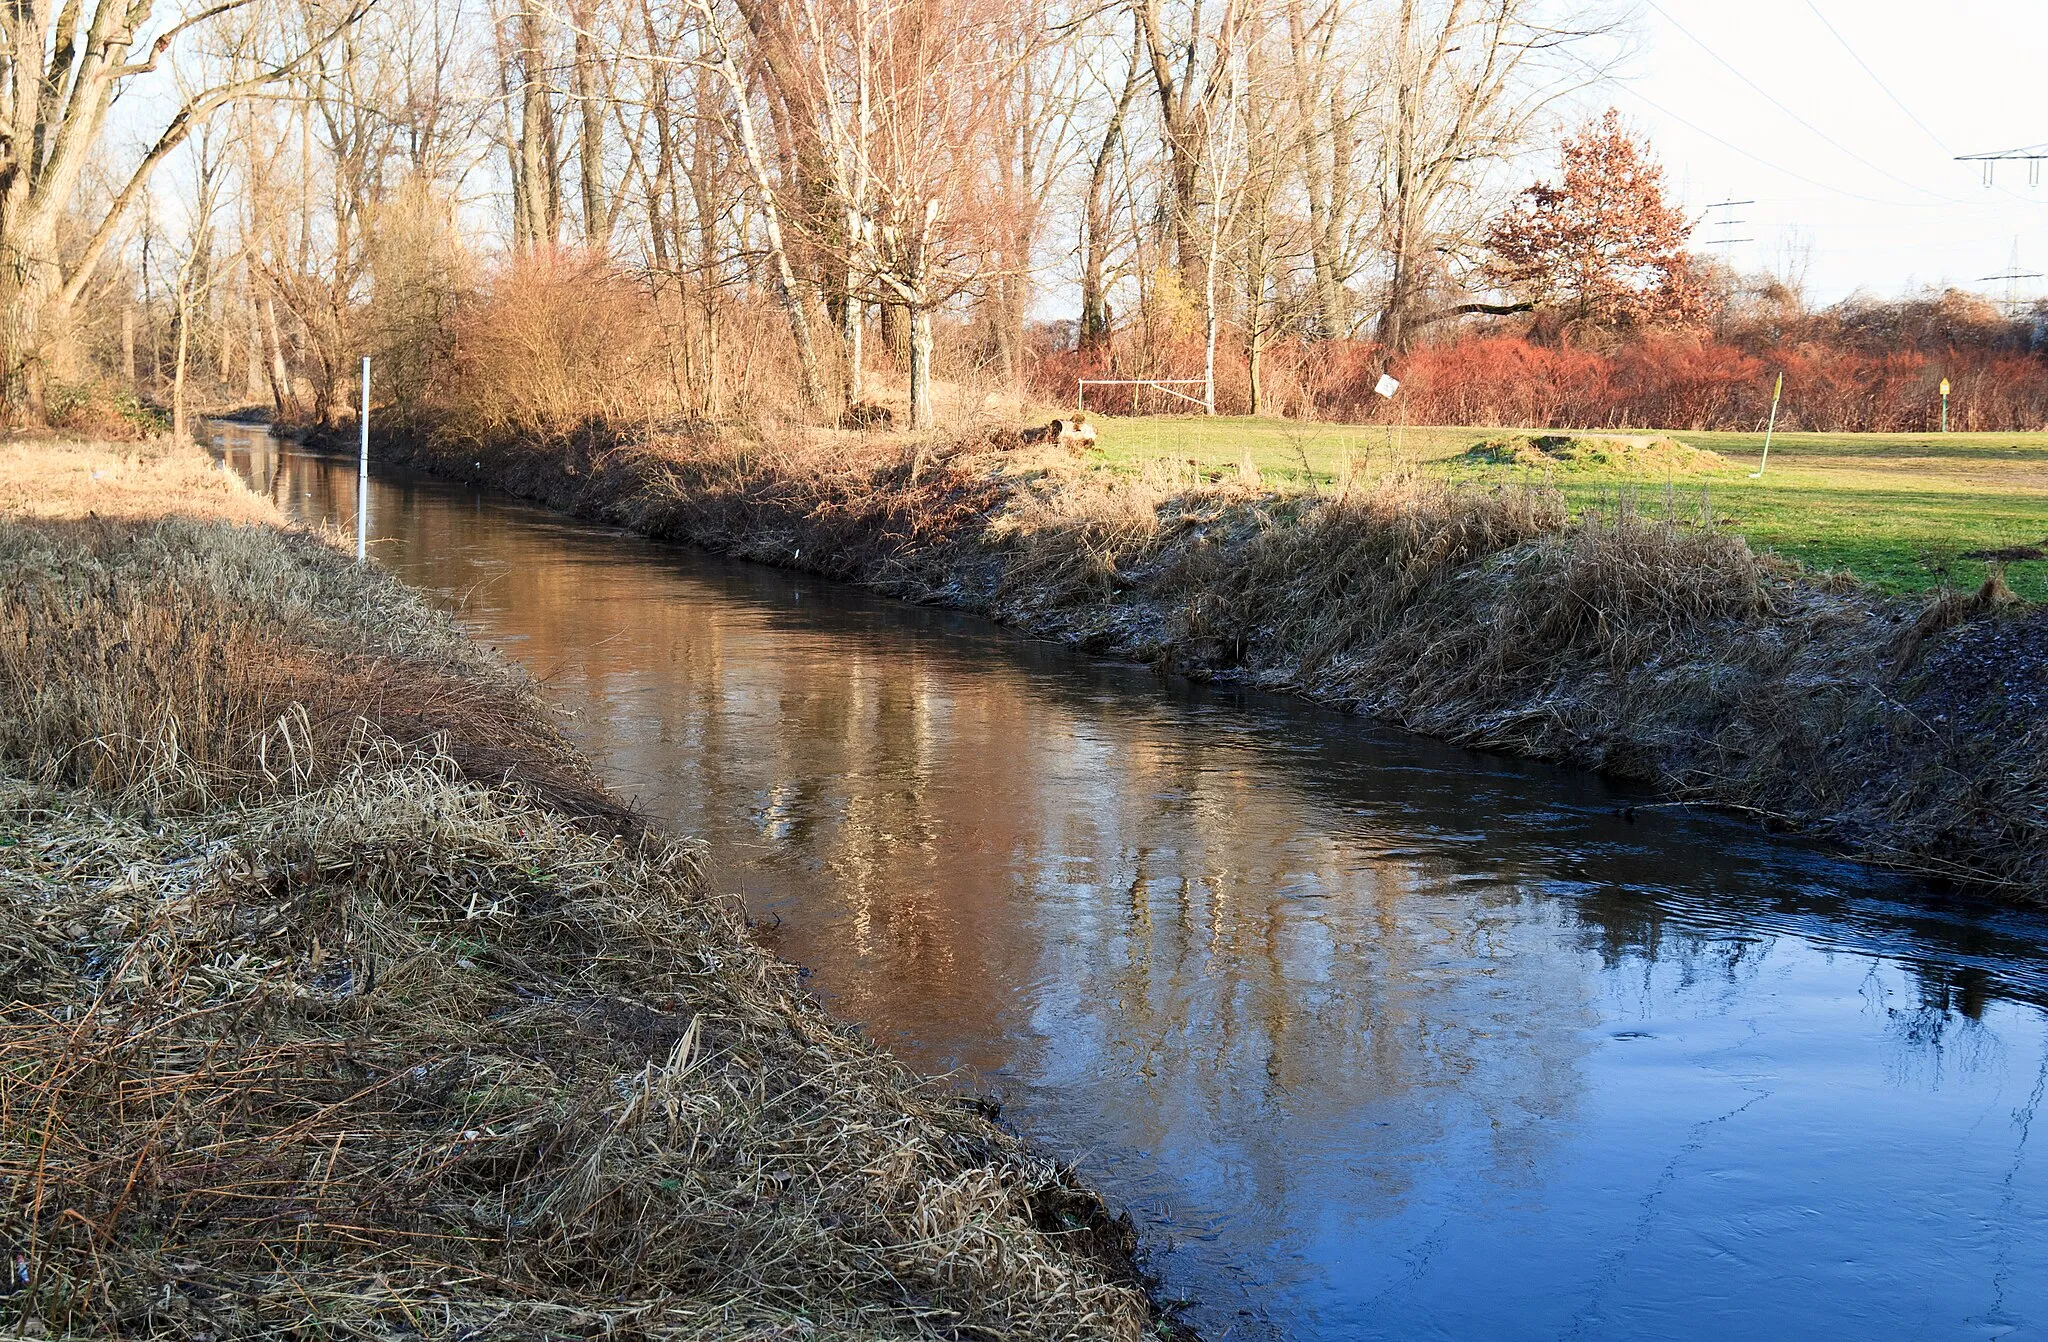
{"left": 1028, "top": 330, "right": 2048, "bottom": 433}
{"left": 447, "top": 251, "right": 667, "bottom": 438}
{"left": 44, "top": 379, "right": 167, "bottom": 439}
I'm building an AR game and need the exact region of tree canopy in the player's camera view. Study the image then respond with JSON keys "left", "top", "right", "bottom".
{"left": 1483, "top": 109, "right": 1703, "bottom": 338}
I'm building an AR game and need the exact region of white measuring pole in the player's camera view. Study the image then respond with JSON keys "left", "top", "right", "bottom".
{"left": 356, "top": 356, "right": 370, "bottom": 561}
{"left": 1748, "top": 372, "right": 1784, "bottom": 479}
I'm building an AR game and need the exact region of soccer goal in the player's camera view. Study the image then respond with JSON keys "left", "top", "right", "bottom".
{"left": 1075, "top": 378, "right": 1210, "bottom": 416}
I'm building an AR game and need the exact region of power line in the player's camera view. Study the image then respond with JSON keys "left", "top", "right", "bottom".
{"left": 1574, "top": 58, "right": 1965, "bottom": 211}
{"left": 1956, "top": 146, "right": 2048, "bottom": 190}
{"left": 1641, "top": 0, "right": 1976, "bottom": 206}
{"left": 1963, "top": 143, "right": 2048, "bottom": 158}
{"left": 1702, "top": 198, "right": 1754, "bottom": 248}
{"left": 1799, "top": 0, "right": 1950, "bottom": 153}
{"left": 1561, "top": 46, "right": 2016, "bottom": 211}
{"left": 1800, "top": 0, "right": 2037, "bottom": 204}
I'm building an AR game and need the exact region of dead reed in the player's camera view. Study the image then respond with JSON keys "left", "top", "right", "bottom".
{"left": 0, "top": 436, "right": 275, "bottom": 526}
{"left": 0, "top": 756, "right": 1151, "bottom": 1339}
{"left": 0, "top": 515, "right": 614, "bottom": 824}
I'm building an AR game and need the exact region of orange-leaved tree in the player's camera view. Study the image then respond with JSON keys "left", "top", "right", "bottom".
{"left": 1482, "top": 109, "right": 1703, "bottom": 338}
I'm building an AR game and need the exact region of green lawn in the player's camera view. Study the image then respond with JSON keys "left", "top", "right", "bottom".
{"left": 1086, "top": 416, "right": 2048, "bottom": 600}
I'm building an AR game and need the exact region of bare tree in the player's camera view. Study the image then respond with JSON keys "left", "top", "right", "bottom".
{"left": 1133, "top": 0, "right": 1241, "bottom": 288}
{"left": 0, "top": 0, "right": 366, "bottom": 420}
{"left": 571, "top": 0, "right": 617, "bottom": 245}
{"left": 505, "top": 0, "right": 562, "bottom": 249}
{"left": 1375, "top": 0, "right": 1601, "bottom": 353}
{"left": 690, "top": 0, "right": 827, "bottom": 408}
{"left": 982, "top": 0, "right": 1081, "bottom": 386}
{"left": 1235, "top": 17, "right": 1302, "bottom": 413}
{"left": 168, "top": 119, "right": 238, "bottom": 439}
{"left": 1285, "top": 0, "right": 1371, "bottom": 338}
{"left": 1079, "top": 34, "right": 1141, "bottom": 352}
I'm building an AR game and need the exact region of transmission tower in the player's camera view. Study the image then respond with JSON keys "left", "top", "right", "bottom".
{"left": 1979, "top": 238, "right": 2044, "bottom": 318}
{"left": 1956, "top": 145, "right": 2048, "bottom": 189}
{"left": 1701, "top": 198, "right": 1754, "bottom": 250}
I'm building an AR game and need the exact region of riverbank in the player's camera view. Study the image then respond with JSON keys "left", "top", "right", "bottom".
{"left": 0, "top": 436, "right": 1162, "bottom": 1338}
{"left": 361, "top": 415, "right": 2048, "bottom": 902}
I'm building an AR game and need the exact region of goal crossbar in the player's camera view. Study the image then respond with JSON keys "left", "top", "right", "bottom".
{"left": 1077, "top": 378, "right": 1209, "bottom": 413}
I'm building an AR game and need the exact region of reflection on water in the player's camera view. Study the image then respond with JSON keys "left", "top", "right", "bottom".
{"left": 216, "top": 423, "right": 2048, "bottom": 1341}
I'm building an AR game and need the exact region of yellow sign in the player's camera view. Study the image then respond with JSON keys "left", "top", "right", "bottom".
{"left": 1941, "top": 378, "right": 1952, "bottom": 396}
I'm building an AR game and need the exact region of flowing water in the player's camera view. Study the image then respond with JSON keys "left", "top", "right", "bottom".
{"left": 215, "top": 423, "right": 2048, "bottom": 1341}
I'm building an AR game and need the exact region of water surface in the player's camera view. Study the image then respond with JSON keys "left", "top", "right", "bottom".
{"left": 216, "top": 424, "right": 2048, "bottom": 1341}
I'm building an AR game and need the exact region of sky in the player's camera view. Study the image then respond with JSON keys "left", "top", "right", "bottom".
{"left": 1599, "top": 0, "right": 2046, "bottom": 306}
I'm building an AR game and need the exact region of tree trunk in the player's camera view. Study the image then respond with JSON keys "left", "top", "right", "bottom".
{"left": 122, "top": 304, "right": 138, "bottom": 388}
{"left": 1378, "top": 0, "right": 1419, "bottom": 354}
{"left": 0, "top": 248, "right": 63, "bottom": 423}
{"left": 880, "top": 302, "right": 907, "bottom": 366}
{"left": 686, "top": 83, "right": 724, "bottom": 417}
{"left": 245, "top": 298, "right": 265, "bottom": 400}
{"left": 842, "top": 249, "right": 864, "bottom": 406}
{"left": 171, "top": 314, "right": 191, "bottom": 441}
{"left": 263, "top": 295, "right": 298, "bottom": 418}
{"left": 1081, "top": 46, "right": 1140, "bottom": 353}
{"left": 1137, "top": 0, "right": 1240, "bottom": 289}
{"left": 171, "top": 237, "right": 202, "bottom": 441}
{"left": 573, "top": 0, "right": 611, "bottom": 247}
{"left": 908, "top": 304, "right": 934, "bottom": 429}
{"left": 515, "top": 0, "right": 561, "bottom": 251}
{"left": 694, "top": 0, "right": 824, "bottom": 409}
{"left": 992, "top": 276, "right": 1018, "bottom": 387}
{"left": 1246, "top": 259, "right": 1265, "bottom": 416}
{"left": 1202, "top": 233, "right": 1220, "bottom": 415}
{"left": 1247, "top": 334, "right": 1263, "bottom": 415}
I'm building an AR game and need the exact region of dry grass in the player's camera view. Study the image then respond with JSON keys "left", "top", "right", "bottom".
{"left": 0, "top": 514, "right": 617, "bottom": 825}
{"left": 0, "top": 758, "right": 1151, "bottom": 1339}
{"left": 0, "top": 436, "right": 277, "bottom": 525}
{"left": 0, "top": 435, "right": 1160, "bottom": 1340}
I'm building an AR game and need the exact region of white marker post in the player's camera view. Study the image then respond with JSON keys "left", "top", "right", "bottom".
{"left": 356, "top": 356, "right": 371, "bottom": 562}
{"left": 1748, "top": 372, "right": 1784, "bottom": 479}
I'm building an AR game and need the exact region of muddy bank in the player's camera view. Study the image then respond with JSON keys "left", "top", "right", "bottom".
{"left": 0, "top": 435, "right": 1165, "bottom": 1339}
{"left": 360, "top": 416, "right": 2048, "bottom": 902}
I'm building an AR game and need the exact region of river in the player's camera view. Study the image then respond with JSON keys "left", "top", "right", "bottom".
{"left": 214, "top": 421, "right": 2048, "bottom": 1341}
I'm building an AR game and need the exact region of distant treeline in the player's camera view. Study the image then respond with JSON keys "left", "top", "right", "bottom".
{"left": 1033, "top": 288, "right": 2048, "bottom": 433}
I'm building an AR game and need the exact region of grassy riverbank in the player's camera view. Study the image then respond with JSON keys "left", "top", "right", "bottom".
{"left": 0, "top": 436, "right": 1159, "bottom": 1339}
{"left": 370, "top": 414, "right": 2048, "bottom": 902}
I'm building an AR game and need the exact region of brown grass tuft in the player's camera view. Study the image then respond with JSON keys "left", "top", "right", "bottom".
{"left": 0, "top": 758, "right": 1151, "bottom": 1339}
{"left": 0, "top": 516, "right": 613, "bottom": 824}
{"left": 0, "top": 436, "right": 276, "bottom": 526}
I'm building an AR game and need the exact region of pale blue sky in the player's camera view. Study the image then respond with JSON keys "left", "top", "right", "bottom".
{"left": 1600, "top": 0, "right": 2043, "bottom": 305}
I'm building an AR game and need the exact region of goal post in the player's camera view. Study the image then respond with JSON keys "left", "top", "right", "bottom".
{"left": 1076, "top": 378, "right": 1210, "bottom": 416}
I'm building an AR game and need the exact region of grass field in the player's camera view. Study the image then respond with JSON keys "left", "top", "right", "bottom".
{"left": 1086, "top": 416, "right": 2048, "bottom": 600}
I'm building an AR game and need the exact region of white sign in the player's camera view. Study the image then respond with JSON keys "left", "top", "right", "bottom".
{"left": 1374, "top": 374, "right": 1401, "bottom": 399}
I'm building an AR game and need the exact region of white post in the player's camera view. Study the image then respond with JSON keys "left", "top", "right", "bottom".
{"left": 357, "top": 356, "right": 370, "bottom": 562}
{"left": 1749, "top": 371, "right": 1784, "bottom": 479}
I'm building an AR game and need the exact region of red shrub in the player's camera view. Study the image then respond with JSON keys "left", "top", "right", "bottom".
{"left": 1029, "top": 326, "right": 2048, "bottom": 433}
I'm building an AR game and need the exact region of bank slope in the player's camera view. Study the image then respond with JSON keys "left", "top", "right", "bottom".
{"left": 376, "top": 419, "right": 2048, "bottom": 902}
{"left": 0, "top": 435, "right": 1159, "bottom": 1340}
